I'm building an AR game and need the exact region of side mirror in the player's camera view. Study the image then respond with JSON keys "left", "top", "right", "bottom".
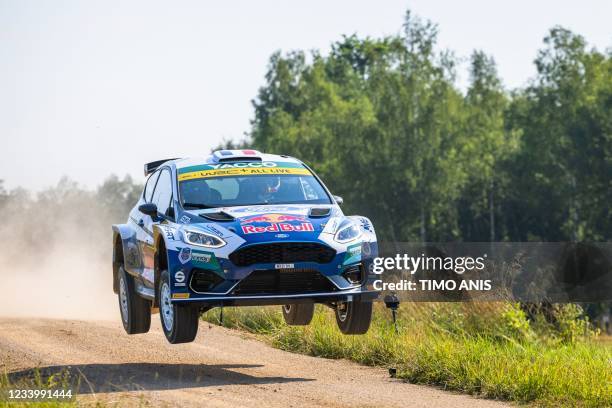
{"left": 333, "top": 195, "right": 344, "bottom": 205}
{"left": 139, "top": 203, "right": 158, "bottom": 217}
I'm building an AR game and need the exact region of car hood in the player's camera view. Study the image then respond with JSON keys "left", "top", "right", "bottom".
{"left": 183, "top": 204, "right": 344, "bottom": 245}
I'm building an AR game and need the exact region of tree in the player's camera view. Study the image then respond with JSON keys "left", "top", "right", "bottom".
{"left": 506, "top": 27, "right": 611, "bottom": 240}
{"left": 460, "top": 51, "right": 517, "bottom": 241}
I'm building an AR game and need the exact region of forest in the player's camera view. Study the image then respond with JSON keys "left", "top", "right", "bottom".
{"left": 225, "top": 11, "right": 611, "bottom": 243}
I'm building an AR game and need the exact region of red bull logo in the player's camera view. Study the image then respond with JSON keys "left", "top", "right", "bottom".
{"left": 239, "top": 213, "right": 313, "bottom": 234}
{"left": 240, "top": 213, "right": 307, "bottom": 224}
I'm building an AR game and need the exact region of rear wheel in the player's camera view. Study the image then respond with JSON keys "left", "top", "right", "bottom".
{"left": 118, "top": 266, "right": 151, "bottom": 334}
{"left": 282, "top": 303, "right": 315, "bottom": 325}
{"left": 159, "top": 270, "right": 199, "bottom": 344}
{"left": 335, "top": 299, "right": 372, "bottom": 335}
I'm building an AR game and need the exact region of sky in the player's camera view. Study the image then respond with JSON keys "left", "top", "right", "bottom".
{"left": 1, "top": 0, "right": 610, "bottom": 191}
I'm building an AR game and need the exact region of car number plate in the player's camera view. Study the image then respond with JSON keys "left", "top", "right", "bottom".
{"left": 275, "top": 263, "right": 294, "bottom": 269}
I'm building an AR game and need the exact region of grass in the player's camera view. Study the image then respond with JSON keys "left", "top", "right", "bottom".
{"left": 203, "top": 302, "right": 612, "bottom": 407}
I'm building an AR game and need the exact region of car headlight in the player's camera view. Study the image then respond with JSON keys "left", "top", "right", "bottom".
{"left": 334, "top": 221, "right": 362, "bottom": 243}
{"left": 182, "top": 229, "right": 226, "bottom": 248}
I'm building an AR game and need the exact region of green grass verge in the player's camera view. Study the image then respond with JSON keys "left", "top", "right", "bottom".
{"left": 203, "top": 303, "right": 612, "bottom": 407}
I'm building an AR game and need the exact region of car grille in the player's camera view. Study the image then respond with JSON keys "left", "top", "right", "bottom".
{"left": 232, "top": 268, "right": 337, "bottom": 295}
{"left": 229, "top": 243, "right": 336, "bottom": 267}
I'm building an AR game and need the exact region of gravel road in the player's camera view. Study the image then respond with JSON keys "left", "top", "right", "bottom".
{"left": 0, "top": 317, "right": 509, "bottom": 407}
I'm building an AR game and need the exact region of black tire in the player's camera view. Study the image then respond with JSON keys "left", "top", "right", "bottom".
{"left": 159, "top": 270, "right": 199, "bottom": 344}
{"left": 118, "top": 266, "right": 151, "bottom": 334}
{"left": 335, "top": 299, "right": 372, "bottom": 335}
{"left": 282, "top": 303, "right": 315, "bottom": 325}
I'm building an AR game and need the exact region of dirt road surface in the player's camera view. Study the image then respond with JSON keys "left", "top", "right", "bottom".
{"left": 0, "top": 317, "right": 509, "bottom": 407}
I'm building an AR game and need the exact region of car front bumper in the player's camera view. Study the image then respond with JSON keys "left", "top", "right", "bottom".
{"left": 170, "top": 287, "right": 380, "bottom": 307}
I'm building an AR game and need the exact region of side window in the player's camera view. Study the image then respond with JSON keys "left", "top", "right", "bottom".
{"left": 152, "top": 169, "right": 173, "bottom": 216}
{"left": 143, "top": 171, "right": 161, "bottom": 203}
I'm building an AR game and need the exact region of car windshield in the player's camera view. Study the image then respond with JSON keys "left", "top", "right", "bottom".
{"left": 178, "top": 164, "right": 331, "bottom": 208}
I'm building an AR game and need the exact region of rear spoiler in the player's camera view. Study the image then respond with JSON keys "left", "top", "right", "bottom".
{"left": 144, "top": 158, "right": 180, "bottom": 176}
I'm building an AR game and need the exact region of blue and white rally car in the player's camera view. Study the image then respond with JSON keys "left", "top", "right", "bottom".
{"left": 112, "top": 150, "right": 379, "bottom": 344}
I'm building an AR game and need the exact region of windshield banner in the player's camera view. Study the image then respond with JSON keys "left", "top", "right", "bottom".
{"left": 177, "top": 161, "right": 311, "bottom": 181}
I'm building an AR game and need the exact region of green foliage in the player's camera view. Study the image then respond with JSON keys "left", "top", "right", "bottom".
{"left": 500, "top": 303, "right": 533, "bottom": 341}
{"left": 527, "top": 303, "right": 599, "bottom": 345}
{"left": 222, "top": 9, "right": 612, "bottom": 242}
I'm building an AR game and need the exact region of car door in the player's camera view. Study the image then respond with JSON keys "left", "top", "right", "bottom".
{"left": 130, "top": 170, "right": 160, "bottom": 274}
{"left": 140, "top": 168, "right": 173, "bottom": 286}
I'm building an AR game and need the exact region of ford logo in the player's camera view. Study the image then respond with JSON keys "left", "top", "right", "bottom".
{"left": 274, "top": 233, "right": 290, "bottom": 238}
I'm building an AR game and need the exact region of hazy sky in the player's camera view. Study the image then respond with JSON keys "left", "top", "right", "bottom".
{"left": 1, "top": 0, "right": 610, "bottom": 191}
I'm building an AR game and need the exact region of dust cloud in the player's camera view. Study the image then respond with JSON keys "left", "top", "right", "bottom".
{"left": 0, "top": 176, "right": 141, "bottom": 321}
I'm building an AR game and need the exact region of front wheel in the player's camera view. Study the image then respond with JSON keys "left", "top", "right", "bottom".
{"left": 159, "top": 270, "right": 199, "bottom": 344}
{"left": 282, "top": 303, "right": 314, "bottom": 325}
{"left": 118, "top": 266, "right": 151, "bottom": 334}
{"left": 335, "top": 300, "right": 372, "bottom": 335}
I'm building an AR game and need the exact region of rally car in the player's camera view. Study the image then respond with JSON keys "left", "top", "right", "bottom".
{"left": 112, "top": 150, "right": 379, "bottom": 344}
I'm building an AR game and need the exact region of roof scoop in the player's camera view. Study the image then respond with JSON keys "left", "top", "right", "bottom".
{"left": 212, "top": 149, "right": 263, "bottom": 163}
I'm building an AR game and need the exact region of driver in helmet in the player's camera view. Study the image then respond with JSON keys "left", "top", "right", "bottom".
{"left": 251, "top": 176, "right": 281, "bottom": 202}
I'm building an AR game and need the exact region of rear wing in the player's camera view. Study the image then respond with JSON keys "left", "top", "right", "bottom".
{"left": 144, "top": 158, "right": 180, "bottom": 176}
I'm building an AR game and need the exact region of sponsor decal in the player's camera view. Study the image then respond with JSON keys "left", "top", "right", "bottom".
{"left": 192, "top": 252, "right": 211, "bottom": 263}
{"left": 179, "top": 167, "right": 311, "bottom": 181}
{"left": 240, "top": 213, "right": 307, "bottom": 224}
{"left": 175, "top": 271, "right": 185, "bottom": 283}
{"left": 172, "top": 293, "right": 190, "bottom": 299}
{"left": 191, "top": 250, "right": 220, "bottom": 269}
{"left": 178, "top": 247, "right": 192, "bottom": 264}
{"left": 177, "top": 162, "right": 311, "bottom": 181}
{"left": 209, "top": 161, "right": 277, "bottom": 170}
{"left": 343, "top": 243, "right": 362, "bottom": 264}
{"left": 161, "top": 226, "right": 175, "bottom": 240}
{"left": 348, "top": 244, "right": 362, "bottom": 257}
{"left": 202, "top": 224, "right": 224, "bottom": 237}
{"left": 360, "top": 217, "right": 372, "bottom": 232}
{"left": 275, "top": 233, "right": 290, "bottom": 238}
{"left": 230, "top": 205, "right": 304, "bottom": 213}
{"left": 275, "top": 263, "right": 294, "bottom": 269}
{"left": 179, "top": 215, "right": 191, "bottom": 224}
{"left": 239, "top": 213, "right": 314, "bottom": 234}
{"left": 242, "top": 223, "right": 314, "bottom": 234}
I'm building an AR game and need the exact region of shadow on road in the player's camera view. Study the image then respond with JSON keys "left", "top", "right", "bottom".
{"left": 8, "top": 362, "right": 315, "bottom": 394}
